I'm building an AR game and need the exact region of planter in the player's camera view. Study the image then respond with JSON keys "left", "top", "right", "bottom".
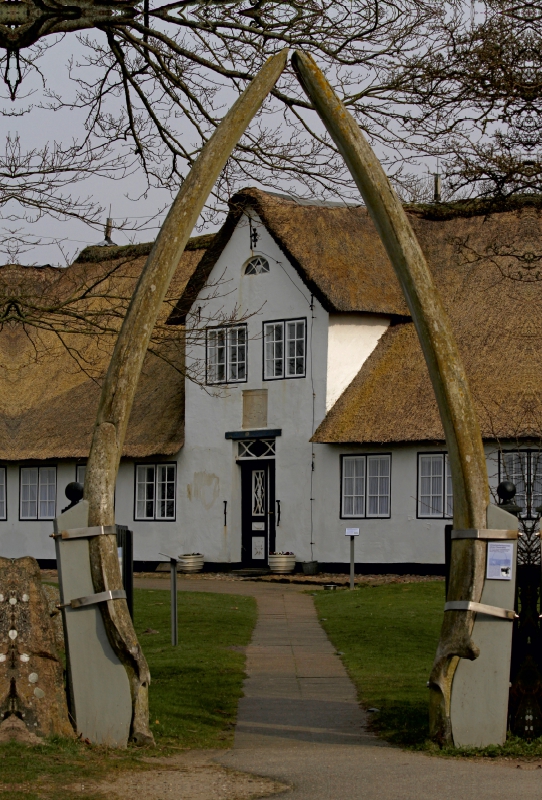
{"left": 302, "top": 560, "right": 319, "bottom": 576}
{"left": 268, "top": 553, "right": 296, "bottom": 574}
{"left": 178, "top": 553, "right": 204, "bottom": 573}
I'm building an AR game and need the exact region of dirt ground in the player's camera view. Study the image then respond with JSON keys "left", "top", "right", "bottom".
{"left": 69, "top": 754, "right": 288, "bottom": 800}
{"left": 41, "top": 568, "right": 444, "bottom": 588}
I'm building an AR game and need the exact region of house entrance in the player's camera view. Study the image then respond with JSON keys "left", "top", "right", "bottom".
{"left": 240, "top": 455, "right": 275, "bottom": 568}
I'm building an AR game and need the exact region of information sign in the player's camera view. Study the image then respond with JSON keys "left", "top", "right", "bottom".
{"left": 486, "top": 542, "right": 514, "bottom": 581}
{"left": 345, "top": 528, "right": 360, "bottom": 536}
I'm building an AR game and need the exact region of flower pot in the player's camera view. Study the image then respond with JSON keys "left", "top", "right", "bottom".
{"left": 268, "top": 553, "right": 296, "bottom": 574}
{"left": 178, "top": 553, "right": 204, "bottom": 573}
{"left": 302, "top": 560, "right": 319, "bottom": 576}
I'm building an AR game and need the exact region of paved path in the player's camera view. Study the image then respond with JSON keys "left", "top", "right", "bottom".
{"left": 136, "top": 576, "right": 542, "bottom": 798}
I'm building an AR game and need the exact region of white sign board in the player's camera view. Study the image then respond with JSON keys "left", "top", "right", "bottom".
{"left": 345, "top": 528, "right": 360, "bottom": 536}
{"left": 486, "top": 542, "right": 514, "bottom": 581}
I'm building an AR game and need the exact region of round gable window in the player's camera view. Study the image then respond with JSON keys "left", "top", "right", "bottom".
{"left": 244, "top": 255, "right": 270, "bottom": 275}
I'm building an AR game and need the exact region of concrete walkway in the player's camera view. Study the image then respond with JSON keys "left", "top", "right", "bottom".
{"left": 135, "top": 576, "right": 542, "bottom": 798}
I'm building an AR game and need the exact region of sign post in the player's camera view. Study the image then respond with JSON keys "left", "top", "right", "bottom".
{"left": 345, "top": 528, "right": 359, "bottom": 590}
{"left": 159, "top": 553, "right": 179, "bottom": 646}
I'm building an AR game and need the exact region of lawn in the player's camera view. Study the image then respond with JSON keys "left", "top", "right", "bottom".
{"left": 0, "top": 588, "right": 257, "bottom": 798}
{"left": 314, "top": 581, "right": 445, "bottom": 747}
{"left": 314, "top": 581, "right": 542, "bottom": 757}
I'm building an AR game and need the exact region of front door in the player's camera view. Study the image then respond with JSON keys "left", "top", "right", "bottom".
{"left": 241, "top": 460, "right": 275, "bottom": 567}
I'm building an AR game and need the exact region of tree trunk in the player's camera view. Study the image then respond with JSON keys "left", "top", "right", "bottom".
{"left": 291, "top": 50, "right": 489, "bottom": 744}
{"left": 83, "top": 49, "right": 288, "bottom": 744}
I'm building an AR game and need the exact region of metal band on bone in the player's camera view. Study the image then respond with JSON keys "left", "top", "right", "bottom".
{"left": 444, "top": 600, "right": 517, "bottom": 620}
{"left": 451, "top": 529, "right": 519, "bottom": 540}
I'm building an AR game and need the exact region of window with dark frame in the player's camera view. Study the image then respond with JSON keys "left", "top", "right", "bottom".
{"left": 20, "top": 466, "right": 57, "bottom": 520}
{"left": 500, "top": 450, "right": 542, "bottom": 518}
{"left": 417, "top": 453, "right": 453, "bottom": 519}
{"left": 341, "top": 454, "right": 391, "bottom": 518}
{"left": 135, "top": 463, "right": 176, "bottom": 521}
{"left": 263, "top": 318, "right": 306, "bottom": 380}
{"left": 207, "top": 325, "right": 247, "bottom": 384}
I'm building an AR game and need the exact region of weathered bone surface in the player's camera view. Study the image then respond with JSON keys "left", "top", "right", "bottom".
{"left": 291, "top": 50, "right": 489, "bottom": 744}
{"left": 0, "top": 556, "right": 73, "bottom": 741}
{"left": 81, "top": 50, "right": 289, "bottom": 744}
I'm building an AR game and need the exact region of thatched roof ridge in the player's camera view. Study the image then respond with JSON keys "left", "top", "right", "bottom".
{"left": 75, "top": 232, "right": 215, "bottom": 264}
{"left": 314, "top": 204, "right": 542, "bottom": 444}
{"left": 169, "top": 187, "right": 410, "bottom": 319}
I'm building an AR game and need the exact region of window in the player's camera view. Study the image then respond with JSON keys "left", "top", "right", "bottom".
{"left": 207, "top": 325, "right": 247, "bottom": 384}
{"left": 417, "top": 453, "right": 453, "bottom": 518}
{"left": 500, "top": 450, "right": 542, "bottom": 517}
{"left": 238, "top": 439, "right": 276, "bottom": 459}
{"left": 76, "top": 464, "right": 86, "bottom": 485}
{"left": 0, "top": 468, "right": 6, "bottom": 520}
{"left": 341, "top": 454, "right": 391, "bottom": 518}
{"left": 20, "top": 466, "right": 56, "bottom": 520}
{"left": 263, "top": 319, "right": 306, "bottom": 379}
{"left": 135, "top": 463, "right": 176, "bottom": 521}
{"left": 245, "top": 256, "right": 270, "bottom": 275}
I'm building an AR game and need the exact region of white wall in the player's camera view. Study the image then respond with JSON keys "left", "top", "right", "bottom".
{"left": 326, "top": 314, "right": 389, "bottom": 411}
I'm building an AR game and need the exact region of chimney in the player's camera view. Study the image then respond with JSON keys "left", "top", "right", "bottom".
{"left": 433, "top": 173, "right": 442, "bottom": 203}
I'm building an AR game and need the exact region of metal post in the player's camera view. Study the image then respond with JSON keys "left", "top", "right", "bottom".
{"left": 350, "top": 536, "right": 355, "bottom": 590}
{"left": 160, "top": 552, "right": 178, "bottom": 646}
{"left": 170, "top": 558, "right": 178, "bottom": 646}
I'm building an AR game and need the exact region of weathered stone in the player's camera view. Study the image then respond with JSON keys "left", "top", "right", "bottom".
{"left": 0, "top": 556, "right": 73, "bottom": 739}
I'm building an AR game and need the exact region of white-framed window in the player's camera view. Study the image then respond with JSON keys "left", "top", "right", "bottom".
{"left": 500, "top": 450, "right": 542, "bottom": 517}
{"left": 0, "top": 468, "right": 6, "bottom": 520}
{"left": 263, "top": 318, "right": 306, "bottom": 380}
{"left": 341, "top": 454, "right": 391, "bottom": 518}
{"left": 76, "top": 464, "right": 86, "bottom": 485}
{"left": 244, "top": 255, "right": 270, "bottom": 275}
{"left": 207, "top": 325, "right": 247, "bottom": 384}
{"left": 417, "top": 453, "right": 453, "bottom": 518}
{"left": 20, "top": 466, "right": 57, "bottom": 520}
{"left": 135, "top": 463, "right": 176, "bottom": 521}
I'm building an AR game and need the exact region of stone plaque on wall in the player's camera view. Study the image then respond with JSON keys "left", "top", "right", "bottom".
{"left": 242, "top": 389, "right": 268, "bottom": 429}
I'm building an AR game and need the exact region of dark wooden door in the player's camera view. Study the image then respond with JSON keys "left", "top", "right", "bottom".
{"left": 241, "top": 460, "right": 275, "bottom": 567}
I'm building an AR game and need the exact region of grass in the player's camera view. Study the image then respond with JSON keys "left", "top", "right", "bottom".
{"left": 134, "top": 588, "right": 257, "bottom": 747}
{"left": 314, "top": 581, "right": 542, "bottom": 758}
{"left": 0, "top": 588, "right": 257, "bottom": 797}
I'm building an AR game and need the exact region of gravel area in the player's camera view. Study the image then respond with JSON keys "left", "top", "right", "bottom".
{"left": 42, "top": 568, "right": 444, "bottom": 587}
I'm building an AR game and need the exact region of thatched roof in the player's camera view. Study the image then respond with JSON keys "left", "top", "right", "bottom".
{"left": 313, "top": 203, "right": 542, "bottom": 444}
{"left": 169, "top": 187, "right": 410, "bottom": 321}
{"left": 0, "top": 235, "right": 210, "bottom": 460}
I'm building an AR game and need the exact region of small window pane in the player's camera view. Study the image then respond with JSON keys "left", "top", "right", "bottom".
{"left": 207, "top": 328, "right": 226, "bottom": 383}
{"left": 21, "top": 468, "right": 38, "bottom": 519}
{"left": 136, "top": 465, "right": 155, "bottom": 520}
{"left": 286, "top": 319, "right": 305, "bottom": 376}
{"left": 501, "top": 452, "right": 527, "bottom": 515}
{"left": 419, "top": 455, "right": 444, "bottom": 517}
{"left": 39, "top": 467, "right": 56, "bottom": 519}
{"left": 532, "top": 452, "right": 542, "bottom": 515}
{"left": 367, "top": 456, "right": 390, "bottom": 517}
{"left": 156, "top": 464, "right": 176, "bottom": 520}
{"left": 76, "top": 465, "right": 86, "bottom": 486}
{"left": 445, "top": 456, "right": 453, "bottom": 518}
{"left": 342, "top": 456, "right": 365, "bottom": 517}
{"left": 264, "top": 323, "right": 284, "bottom": 378}
{"left": 0, "top": 469, "right": 6, "bottom": 520}
{"left": 228, "top": 326, "right": 247, "bottom": 382}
